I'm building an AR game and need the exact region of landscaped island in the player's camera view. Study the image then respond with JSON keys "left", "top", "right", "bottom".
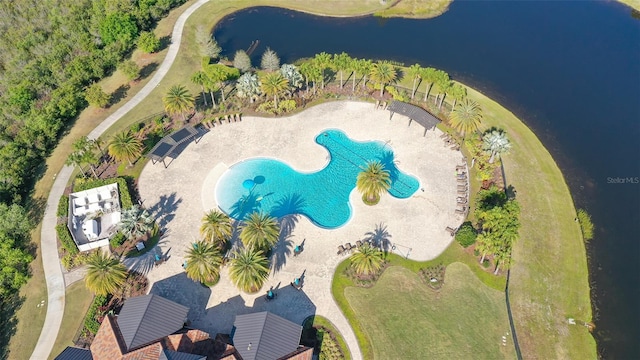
{"left": 2, "top": 1, "right": 595, "bottom": 360}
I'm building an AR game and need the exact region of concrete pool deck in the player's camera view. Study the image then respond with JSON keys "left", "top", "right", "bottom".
{"left": 132, "top": 100, "right": 465, "bottom": 360}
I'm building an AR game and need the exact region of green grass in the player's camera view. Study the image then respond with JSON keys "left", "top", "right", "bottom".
{"left": 374, "top": 0, "right": 452, "bottom": 18}
{"left": 303, "top": 315, "right": 352, "bottom": 359}
{"left": 48, "top": 282, "right": 93, "bottom": 360}
{"left": 464, "top": 86, "right": 595, "bottom": 358}
{"left": 344, "top": 264, "right": 515, "bottom": 359}
{"left": 617, "top": 0, "right": 640, "bottom": 11}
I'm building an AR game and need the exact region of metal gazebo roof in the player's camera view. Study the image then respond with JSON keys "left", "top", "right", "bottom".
{"left": 147, "top": 125, "right": 201, "bottom": 168}
{"left": 387, "top": 101, "right": 441, "bottom": 136}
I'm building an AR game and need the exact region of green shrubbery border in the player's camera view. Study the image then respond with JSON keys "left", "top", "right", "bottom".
{"left": 56, "top": 224, "right": 78, "bottom": 256}
{"left": 57, "top": 195, "right": 69, "bottom": 218}
{"left": 84, "top": 294, "right": 108, "bottom": 335}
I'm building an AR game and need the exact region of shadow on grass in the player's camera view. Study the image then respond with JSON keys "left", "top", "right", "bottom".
{"left": 0, "top": 293, "right": 25, "bottom": 359}
{"left": 158, "top": 36, "right": 171, "bottom": 52}
{"left": 139, "top": 62, "right": 159, "bottom": 81}
{"left": 109, "top": 84, "right": 130, "bottom": 107}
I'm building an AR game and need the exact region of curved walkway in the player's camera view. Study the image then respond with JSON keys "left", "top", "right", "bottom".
{"left": 134, "top": 101, "right": 464, "bottom": 360}
{"left": 29, "top": 1, "right": 211, "bottom": 358}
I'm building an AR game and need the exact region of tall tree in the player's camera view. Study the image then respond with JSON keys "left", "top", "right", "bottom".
{"left": 85, "top": 83, "right": 110, "bottom": 108}
{"left": 229, "top": 247, "right": 270, "bottom": 293}
{"left": 235, "top": 72, "right": 261, "bottom": 103}
{"left": 332, "top": 52, "right": 352, "bottom": 88}
{"left": 200, "top": 210, "right": 232, "bottom": 248}
{"left": 350, "top": 244, "right": 385, "bottom": 276}
{"left": 67, "top": 136, "right": 99, "bottom": 177}
{"left": 119, "top": 60, "right": 140, "bottom": 81}
{"left": 313, "top": 52, "right": 332, "bottom": 89}
{"left": 482, "top": 129, "right": 512, "bottom": 163}
{"left": 240, "top": 212, "right": 280, "bottom": 252}
{"left": 108, "top": 130, "right": 143, "bottom": 166}
{"left": 85, "top": 251, "right": 127, "bottom": 296}
{"left": 299, "top": 61, "right": 322, "bottom": 95}
{"left": 233, "top": 50, "right": 252, "bottom": 72}
{"left": 185, "top": 241, "right": 223, "bottom": 284}
{"left": 359, "top": 59, "right": 373, "bottom": 90}
{"left": 190, "top": 71, "right": 208, "bottom": 107}
{"left": 118, "top": 205, "right": 155, "bottom": 240}
{"left": 449, "top": 83, "right": 467, "bottom": 109}
{"left": 449, "top": 98, "right": 483, "bottom": 138}
{"left": 407, "top": 63, "right": 422, "bottom": 99}
{"left": 205, "top": 64, "right": 239, "bottom": 104}
{"left": 261, "top": 47, "right": 280, "bottom": 71}
{"left": 356, "top": 160, "right": 391, "bottom": 205}
{"left": 260, "top": 72, "right": 289, "bottom": 109}
{"left": 162, "top": 85, "right": 194, "bottom": 121}
{"left": 195, "top": 25, "right": 221, "bottom": 60}
{"left": 421, "top": 67, "right": 437, "bottom": 102}
{"left": 369, "top": 61, "right": 397, "bottom": 98}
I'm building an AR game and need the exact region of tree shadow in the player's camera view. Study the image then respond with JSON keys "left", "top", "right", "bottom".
{"left": 139, "top": 62, "right": 158, "bottom": 81}
{"left": 109, "top": 84, "right": 130, "bottom": 107}
{"left": 26, "top": 196, "right": 47, "bottom": 229}
{"left": 150, "top": 272, "right": 211, "bottom": 324}
{"left": 363, "top": 223, "right": 392, "bottom": 253}
{"left": 0, "top": 293, "right": 25, "bottom": 360}
{"left": 271, "top": 193, "right": 306, "bottom": 237}
{"left": 377, "top": 150, "right": 400, "bottom": 183}
{"left": 506, "top": 184, "right": 518, "bottom": 200}
{"left": 229, "top": 192, "right": 262, "bottom": 221}
{"left": 158, "top": 36, "right": 171, "bottom": 52}
{"left": 146, "top": 192, "right": 182, "bottom": 229}
{"left": 123, "top": 234, "right": 171, "bottom": 275}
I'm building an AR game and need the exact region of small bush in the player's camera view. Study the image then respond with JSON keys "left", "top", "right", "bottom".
{"left": 57, "top": 195, "right": 69, "bottom": 217}
{"left": 318, "top": 327, "right": 343, "bottom": 360}
{"left": 419, "top": 264, "right": 446, "bottom": 290}
{"left": 455, "top": 221, "right": 477, "bottom": 248}
{"left": 278, "top": 99, "right": 297, "bottom": 113}
{"left": 119, "top": 60, "right": 140, "bottom": 81}
{"left": 137, "top": 31, "right": 160, "bottom": 53}
{"left": 85, "top": 83, "right": 110, "bottom": 108}
{"left": 110, "top": 232, "right": 127, "bottom": 249}
{"left": 577, "top": 209, "right": 594, "bottom": 241}
{"left": 56, "top": 224, "right": 79, "bottom": 255}
{"left": 84, "top": 294, "right": 108, "bottom": 335}
{"left": 256, "top": 101, "right": 277, "bottom": 115}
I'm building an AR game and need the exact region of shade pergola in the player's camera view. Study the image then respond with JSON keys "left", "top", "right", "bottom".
{"left": 387, "top": 101, "right": 441, "bottom": 136}
{"left": 147, "top": 125, "right": 201, "bottom": 168}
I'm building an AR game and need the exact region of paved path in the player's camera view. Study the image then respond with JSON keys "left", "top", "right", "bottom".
{"left": 134, "top": 101, "right": 465, "bottom": 360}
{"left": 29, "top": 1, "right": 211, "bottom": 359}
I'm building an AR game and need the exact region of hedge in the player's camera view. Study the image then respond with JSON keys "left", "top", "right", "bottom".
{"left": 84, "top": 294, "right": 108, "bottom": 335}
{"left": 56, "top": 223, "right": 79, "bottom": 256}
{"left": 57, "top": 194, "right": 69, "bottom": 217}
{"left": 74, "top": 176, "right": 134, "bottom": 209}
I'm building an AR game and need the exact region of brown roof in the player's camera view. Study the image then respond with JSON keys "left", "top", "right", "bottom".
{"left": 91, "top": 315, "right": 127, "bottom": 359}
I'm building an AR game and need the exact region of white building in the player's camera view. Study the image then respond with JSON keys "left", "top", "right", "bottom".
{"left": 68, "top": 183, "right": 122, "bottom": 252}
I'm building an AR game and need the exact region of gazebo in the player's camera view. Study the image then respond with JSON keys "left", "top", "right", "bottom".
{"left": 387, "top": 100, "right": 441, "bottom": 136}
{"left": 147, "top": 125, "right": 201, "bottom": 168}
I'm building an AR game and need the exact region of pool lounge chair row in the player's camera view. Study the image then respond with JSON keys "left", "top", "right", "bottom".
{"left": 201, "top": 113, "right": 242, "bottom": 128}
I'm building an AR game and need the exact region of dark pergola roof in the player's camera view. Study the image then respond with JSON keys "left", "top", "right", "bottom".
{"left": 147, "top": 125, "right": 200, "bottom": 167}
{"left": 387, "top": 101, "right": 441, "bottom": 136}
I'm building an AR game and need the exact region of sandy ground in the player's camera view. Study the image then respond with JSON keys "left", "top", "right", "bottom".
{"left": 130, "top": 101, "right": 467, "bottom": 360}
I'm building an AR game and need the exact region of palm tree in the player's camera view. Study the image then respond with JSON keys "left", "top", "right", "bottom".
{"left": 119, "top": 205, "right": 155, "bottom": 240}
{"left": 200, "top": 210, "right": 232, "bottom": 248}
{"left": 67, "top": 136, "right": 99, "bottom": 177}
{"left": 449, "top": 98, "right": 483, "bottom": 138}
{"left": 407, "top": 63, "right": 422, "bottom": 99}
{"left": 449, "top": 83, "right": 467, "bottom": 110}
{"left": 191, "top": 71, "right": 208, "bottom": 107}
{"left": 260, "top": 72, "right": 289, "bottom": 109}
{"left": 185, "top": 240, "right": 223, "bottom": 284}
{"left": 240, "top": 212, "right": 280, "bottom": 251}
{"left": 205, "top": 64, "right": 239, "bottom": 105}
{"left": 332, "top": 52, "right": 352, "bottom": 88}
{"left": 85, "top": 251, "right": 127, "bottom": 296}
{"left": 350, "top": 244, "right": 385, "bottom": 276}
{"left": 299, "top": 61, "right": 322, "bottom": 95}
{"left": 108, "top": 130, "right": 143, "bottom": 166}
{"left": 483, "top": 129, "right": 512, "bottom": 163}
{"left": 229, "top": 247, "right": 270, "bottom": 293}
{"left": 475, "top": 234, "right": 496, "bottom": 264}
{"left": 280, "top": 64, "right": 304, "bottom": 96}
{"left": 162, "top": 85, "right": 194, "bottom": 121}
{"left": 356, "top": 161, "right": 391, "bottom": 205}
{"left": 313, "top": 52, "right": 332, "bottom": 89}
{"left": 369, "top": 61, "right": 397, "bottom": 98}
{"left": 359, "top": 59, "right": 373, "bottom": 90}
{"left": 261, "top": 47, "right": 280, "bottom": 71}
{"left": 421, "top": 67, "right": 437, "bottom": 102}
{"left": 235, "top": 72, "right": 261, "bottom": 103}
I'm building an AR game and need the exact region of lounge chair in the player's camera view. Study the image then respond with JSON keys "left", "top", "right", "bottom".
{"left": 440, "top": 133, "right": 449, "bottom": 139}
{"left": 356, "top": 240, "right": 363, "bottom": 248}
{"left": 337, "top": 245, "right": 345, "bottom": 256}
{"left": 345, "top": 243, "right": 354, "bottom": 253}
{"left": 455, "top": 209, "right": 465, "bottom": 215}
{"left": 445, "top": 226, "right": 456, "bottom": 236}
{"left": 375, "top": 100, "right": 380, "bottom": 109}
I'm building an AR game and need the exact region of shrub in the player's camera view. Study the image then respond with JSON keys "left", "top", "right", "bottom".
{"left": 318, "top": 327, "right": 343, "bottom": 360}
{"left": 419, "top": 264, "right": 446, "bottom": 290}
{"left": 56, "top": 224, "right": 79, "bottom": 256}
{"left": 119, "top": 60, "right": 140, "bottom": 81}
{"left": 278, "top": 99, "right": 297, "bottom": 113}
{"left": 256, "top": 101, "right": 277, "bottom": 115}
{"left": 577, "top": 209, "right": 594, "bottom": 241}
{"left": 137, "top": 31, "right": 160, "bottom": 53}
{"left": 84, "top": 294, "right": 108, "bottom": 335}
{"left": 74, "top": 177, "right": 134, "bottom": 209}
{"left": 455, "top": 221, "right": 477, "bottom": 247}
{"left": 85, "top": 83, "right": 110, "bottom": 108}
{"left": 57, "top": 195, "right": 69, "bottom": 217}
{"left": 110, "top": 232, "right": 127, "bottom": 249}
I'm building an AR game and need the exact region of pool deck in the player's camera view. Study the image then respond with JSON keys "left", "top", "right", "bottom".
{"left": 131, "top": 101, "right": 465, "bottom": 360}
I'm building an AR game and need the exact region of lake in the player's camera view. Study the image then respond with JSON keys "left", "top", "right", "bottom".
{"left": 214, "top": 2, "right": 640, "bottom": 357}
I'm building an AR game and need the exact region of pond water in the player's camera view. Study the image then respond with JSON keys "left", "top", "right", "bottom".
{"left": 214, "top": 2, "right": 640, "bottom": 357}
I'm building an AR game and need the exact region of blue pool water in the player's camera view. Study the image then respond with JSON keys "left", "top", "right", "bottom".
{"left": 215, "top": 129, "right": 420, "bottom": 229}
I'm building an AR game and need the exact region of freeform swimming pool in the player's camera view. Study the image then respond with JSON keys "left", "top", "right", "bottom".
{"left": 215, "top": 129, "right": 420, "bottom": 229}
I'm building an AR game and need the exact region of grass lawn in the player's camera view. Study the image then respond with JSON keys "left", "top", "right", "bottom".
{"left": 374, "top": 0, "right": 452, "bottom": 18}
{"left": 617, "top": 0, "right": 640, "bottom": 11}
{"left": 345, "top": 263, "right": 515, "bottom": 359}
{"left": 48, "top": 282, "right": 93, "bottom": 360}
{"left": 464, "top": 86, "right": 596, "bottom": 358}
